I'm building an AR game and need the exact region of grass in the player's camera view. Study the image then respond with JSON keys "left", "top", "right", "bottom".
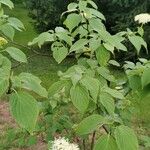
{"left": 6, "top": 4, "right": 75, "bottom": 88}
{"left": 0, "top": 4, "right": 75, "bottom": 149}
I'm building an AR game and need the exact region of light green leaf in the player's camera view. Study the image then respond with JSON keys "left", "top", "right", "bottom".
{"left": 128, "top": 35, "right": 147, "bottom": 53}
{"left": 80, "top": 76, "right": 99, "bottom": 103}
{"left": 67, "top": 3, "right": 78, "bottom": 10}
{"left": 99, "top": 92, "right": 115, "bottom": 115}
{"left": 0, "top": 54, "right": 11, "bottom": 74}
{"left": 0, "top": 24, "right": 15, "bottom": 40}
{"left": 70, "top": 84, "right": 89, "bottom": 112}
{"left": 48, "top": 80, "right": 72, "bottom": 98}
{"left": 10, "top": 92, "right": 39, "bottom": 133}
{"left": 103, "top": 87, "right": 125, "bottom": 99}
{"left": 53, "top": 46, "right": 68, "bottom": 64}
{"left": 94, "top": 135, "right": 118, "bottom": 150}
{"left": 16, "top": 73, "right": 48, "bottom": 98}
{"left": 8, "top": 17, "right": 24, "bottom": 31}
{"left": 109, "top": 60, "right": 120, "bottom": 67}
{"left": 97, "top": 67, "right": 116, "bottom": 82}
{"left": 0, "top": 0, "right": 14, "bottom": 9}
{"left": 5, "top": 47, "right": 27, "bottom": 63}
{"left": 115, "top": 125, "right": 138, "bottom": 150}
{"left": 89, "top": 18, "right": 105, "bottom": 32}
{"left": 141, "top": 68, "right": 150, "bottom": 88}
{"left": 96, "top": 45, "right": 110, "bottom": 66}
{"left": 28, "top": 32, "right": 54, "bottom": 48}
{"left": 0, "top": 78, "right": 9, "bottom": 97}
{"left": 128, "top": 75, "right": 142, "bottom": 91}
{"left": 76, "top": 114, "right": 104, "bottom": 135}
{"left": 89, "top": 8, "right": 105, "bottom": 20}
{"left": 70, "top": 39, "right": 88, "bottom": 52}
{"left": 64, "top": 13, "right": 82, "bottom": 32}
{"left": 87, "top": 0, "right": 98, "bottom": 9}
{"left": 56, "top": 32, "right": 73, "bottom": 46}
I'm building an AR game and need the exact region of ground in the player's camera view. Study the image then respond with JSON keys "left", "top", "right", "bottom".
{"left": 0, "top": 4, "right": 74, "bottom": 150}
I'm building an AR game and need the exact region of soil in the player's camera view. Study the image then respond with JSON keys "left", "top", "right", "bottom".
{"left": 0, "top": 101, "right": 47, "bottom": 150}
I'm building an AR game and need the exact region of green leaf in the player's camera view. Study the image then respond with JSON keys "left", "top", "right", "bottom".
{"left": 128, "top": 75, "right": 142, "bottom": 91}
{"left": 56, "top": 32, "right": 73, "bottom": 46}
{"left": 128, "top": 35, "right": 147, "bottom": 53}
{"left": 99, "top": 92, "right": 115, "bottom": 115}
{"left": 28, "top": 32, "right": 54, "bottom": 48}
{"left": 10, "top": 92, "right": 39, "bottom": 133}
{"left": 94, "top": 135, "right": 118, "bottom": 150}
{"left": 80, "top": 76, "right": 99, "bottom": 103}
{"left": 64, "top": 13, "right": 82, "bottom": 32}
{"left": 76, "top": 114, "right": 104, "bottom": 135}
{"left": 67, "top": 2, "right": 78, "bottom": 10}
{"left": 70, "top": 39, "right": 88, "bottom": 52}
{"left": 89, "top": 8, "right": 105, "bottom": 20}
{"left": 48, "top": 80, "right": 72, "bottom": 98}
{"left": 0, "top": 78, "right": 9, "bottom": 97}
{"left": 87, "top": 0, "right": 98, "bottom": 9}
{"left": 141, "top": 68, "right": 150, "bottom": 88}
{"left": 5, "top": 47, "right": 27, "bottom": 63}
{"left": 0, "top": 0, "right": 14, "bottom": 9}
{"left": 16, "top": 73, "right": 48, "bottom": 98}
{"left": 0, "top": 24, "right": 15, "bottom": 40}
{"left": 0, "top": 54, "right": 11, "bottom": 74}
{"left": 115, "top": 125, "right": 138, "bottom": 150}
{"left": 97, "top": 67, "right": 115, "bottom": 82}
{"left": 109, "top": 60, "right": 120, "bottom": 67}
{"left": 70, "top": 84, "right": 89, "bottom": 112}
{"left": 89, "top": 18, "right": 105, "bottom": 32}
{"left": 103, "top": 87, "right": 125, "bottom": 99}
{"left": 8, "top": 17, "right": 24, "bottom": 31}
{"left": 53, "top": 46, "right": 68, "bottom": 64}
{"left": 96, "top": 45, "right": 110, "bottom": 66}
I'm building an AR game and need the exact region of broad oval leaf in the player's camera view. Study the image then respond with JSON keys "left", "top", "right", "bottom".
{"left": 53, "top": 46, "right": 68, "bottom": 64}
{"left": 5, "top": 47, "right": 27, "bottom": 63}
{"left": 10, "top": 92, "right": 39, "bottom": 133}
{"left": 64, "top": 13, "right": 82, "bottom": 32}
{"left": 70, "top": 39, "right": 88, "bottom": 52}
{"left": 141, "top": 68, "right": 150, "bottom": 88}
{"left": 70, "top": 84, "right": 89, "bottom": 112}
{"left": 0, "top": 0, "right": 14, "bottom": 9}
{"left": 128, "top": 35, "right": 147, "bottom": 54}
{"left": 16, "top": 73, "right": 48, "bottom": 98}
{"left": 76, "top": 114, "right": 104, "bottom": 135}
{"left": 115, "top": 125, "right": 138, "bottom": 150}
{"left": 99, "top": 92, "right": 115, "bottom": 115}
{"left": 0, "top": 24, "right": 15, "bottom": 40}
{"left": 0, "top": 78, "right": 9, "bottom": 97}
{"left": 94, "top": 135, "right": 118, "bottom": 150}
{"left": 103, "top": 87, "right": 125, "bottom": 99}
{"left": 80, "top": 76, "right": 99, "bottom": 103}
{"left": 96, "top": 45, "right": 110, "bottom": 66}
{"left": 8, "top": 17, "right": 24, "bottom": 31}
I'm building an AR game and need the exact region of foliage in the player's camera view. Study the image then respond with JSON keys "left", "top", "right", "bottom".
{"left": 0, "top": 0, "right": 47, "bottom": 134}
{"left": 29, "top": 0, "right": 149, "bottom": 149}
{"left": 0, "top": 0, "right": 150, "bottom": 149}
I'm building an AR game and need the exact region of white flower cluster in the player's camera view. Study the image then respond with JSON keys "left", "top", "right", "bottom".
{"left": 134, "top": 13, "right": 150, "bottom": 24}
{"left": 49, "top": 137, "right": 80, "bottom": 150}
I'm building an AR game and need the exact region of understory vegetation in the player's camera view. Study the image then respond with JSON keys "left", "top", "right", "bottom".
{"left": 0, "top": 0, "right": 150, "bottom": 149}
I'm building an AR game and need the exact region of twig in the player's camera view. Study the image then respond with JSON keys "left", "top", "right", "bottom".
{"left": 83, "top": 139, "right": 86, "bottom": 150}
{"left": 91, "top": 131, "right": 96, "bottom": 150}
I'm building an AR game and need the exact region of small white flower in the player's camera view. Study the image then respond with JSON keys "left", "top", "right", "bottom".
{"left": 134, "top": 13, "right": 150, "bottom": 24}
{"left": 49, "top": 137, "right": 80, "bottom": 150}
